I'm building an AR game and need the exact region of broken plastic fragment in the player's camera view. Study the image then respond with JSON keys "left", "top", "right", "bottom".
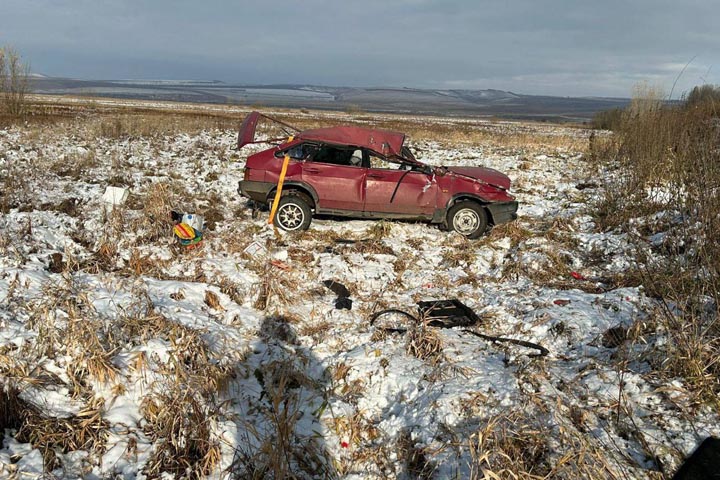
{"left": 270, "top": 259, "right": 291, "bottom": 271}
{"left": 418, "top": 299, "right": 481, "bottom": 328}
{"left": 243, "top": 241, "right": 267, "bottom": 257}
{"left": 323, "top": 280, "right": 352, "bottom": 310}
{"left": 101, "top": 186, "right": 129, "bottom": 205}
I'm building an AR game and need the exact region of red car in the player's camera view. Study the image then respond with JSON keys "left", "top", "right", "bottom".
{"left": 237, "top": 112, "right": 517, "bottom": 238}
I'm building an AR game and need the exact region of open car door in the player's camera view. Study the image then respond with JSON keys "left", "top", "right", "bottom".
{"left": 237, "top": 111, "right": 300, "bottom": 149}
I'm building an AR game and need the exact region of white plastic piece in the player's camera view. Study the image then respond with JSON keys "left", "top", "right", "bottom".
{"left": 271, "top": 249, "right": 288, "bottom": 261}
{"left": 243, "top": 241, "right": 266, "bottom": 257}
{"left": 102, "top": 186, "right": 129, "bottom": 205}
{"left": 181, "top": 213, "right": 205, "bottom": 231}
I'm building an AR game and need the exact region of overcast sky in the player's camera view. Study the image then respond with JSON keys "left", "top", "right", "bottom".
{"left": 2, "top": 0, "right": 718, "bottom": 97}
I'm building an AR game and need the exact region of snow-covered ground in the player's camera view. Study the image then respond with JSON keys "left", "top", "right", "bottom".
{"left": 0, "top": 111, "right": 717, "bottom": 479}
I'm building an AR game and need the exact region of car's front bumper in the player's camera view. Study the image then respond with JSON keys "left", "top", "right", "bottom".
{"left": 486, "top": 201, "right": 519, "bottom": 225}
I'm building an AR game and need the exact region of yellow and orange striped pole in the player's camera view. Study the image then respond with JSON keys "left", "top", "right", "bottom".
{"left": 268, "top": 136, "right": 294, "bottom": 225}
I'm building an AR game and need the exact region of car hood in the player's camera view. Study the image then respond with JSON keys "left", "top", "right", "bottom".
{"left": 445, "top": 166, "right": 511, "bottom": 190}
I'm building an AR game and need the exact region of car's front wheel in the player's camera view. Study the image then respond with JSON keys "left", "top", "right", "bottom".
{"left": 447, "top": 201, "right": 488, "bottom": 239}
{"left": 274, "top": 195, "right": 312, "bottom": 232}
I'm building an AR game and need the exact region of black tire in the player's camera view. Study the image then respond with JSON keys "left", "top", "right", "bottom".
{"left": 273, "top": 195, "right": 312, "bottom": 232}
{"left": 447, "top": 201, "right": 488, "bottom": 239}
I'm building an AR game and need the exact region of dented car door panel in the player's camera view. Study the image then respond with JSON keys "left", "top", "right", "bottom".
{"left": 302, "top": 162, "right": 364, "bottom": 211}
{"left": 364, "top": 170, "right": 437, "bottom": 215}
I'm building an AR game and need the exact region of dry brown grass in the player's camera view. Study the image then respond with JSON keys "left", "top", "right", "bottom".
{"left": 397, "top": 429, "right": 436, "bottom": 479}
{"left": 365, "top": 117, "right": 588, "bottom": 153}
{"left": 468, "top": 404, "right": 625, "bottom": 479}
{"left": 406, "top": 322, "right": 446, "bottom": 366}
{"left": 251, "top": 259, "right": 297, "bottom": 310}
{"left": 138, "top": 182, "right": 176, "bottom": 241}
{"left": 440, "top": 236, "right": 476, "bottom": 268}
{"left": 89, "top": 111, "right": 239, "bottom": 139}
{"left": 204, "top": 289, "right": 224, "bottom": 310}
{"left": 298, "top": 319, "right": 334, "bottom": 342}
{"left": 591, "top": 86, "right": 720, "bottom": 401}
{"left": 0, "top": 145, "right": 32, "bottom": 213}
{"left": 231, "top": 358, "right": 334, "bottom": 479}
{"left": 0, "top": 382, "right": 108, "bottom": 471}
{"left": 21, "top": 94, "right": 586, "bottom": 154}
{"left": 141, "top": 390, "right": 222, "bottom": 479}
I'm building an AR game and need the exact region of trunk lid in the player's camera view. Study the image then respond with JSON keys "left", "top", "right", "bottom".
{"left": 237, "top": 111, "right": 262, "bottom": 149}
{"left": 237, "top": 111, "right": 300, "bottom": 149}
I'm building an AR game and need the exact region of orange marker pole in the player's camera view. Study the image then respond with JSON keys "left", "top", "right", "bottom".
{"left": 268, "top": 136, "right": 294, "bottom": 225}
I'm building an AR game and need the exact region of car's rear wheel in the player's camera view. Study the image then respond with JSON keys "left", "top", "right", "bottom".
{"left": 274, "top": 195, "right": 312, "bottom": 232}
{"left": 447, "top": 201, "right": 488, "bottom": 239}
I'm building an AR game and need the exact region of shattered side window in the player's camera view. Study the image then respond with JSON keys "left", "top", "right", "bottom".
{"left": 312, "top": 146, "right": 356, "bottom": 166}
{"left": 401, "top": 146, "right": 417, "bottom": 162}
{"left": 369, "top": 153, "right": 401, "bottom": 170}
{"left": 277, "top": 143, "right": 318, "bottom": 160}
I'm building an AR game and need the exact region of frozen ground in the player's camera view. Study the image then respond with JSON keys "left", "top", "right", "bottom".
{"left": 0, "top": 110, "right": 717, "bottom": 479}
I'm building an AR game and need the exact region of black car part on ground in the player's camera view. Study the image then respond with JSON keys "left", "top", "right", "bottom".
{"left": 460, "top": 329, "right": 549, "bottom": 358}
{"left": 417, "top": 299, "right": 482, "bottom": 327}
{"left": 369, "top": 300, "right": 549, "bottom": 358}
{"left": 323, "top": 279, "right": 352, "bottom": 310}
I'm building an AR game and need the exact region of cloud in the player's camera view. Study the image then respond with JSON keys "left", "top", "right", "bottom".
{"left": 2, "top": 0, "right": 718, "bottom": 97}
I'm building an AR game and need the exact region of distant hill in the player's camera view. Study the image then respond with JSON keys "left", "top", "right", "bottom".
{"left": 29, "top": 77, "right": 628, "bottom": 122}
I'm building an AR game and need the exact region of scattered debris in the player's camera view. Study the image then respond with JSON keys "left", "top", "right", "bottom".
{"left": 2, "top": 108, "right": 717, "bottom": 479}
{"left": 570, "top": 271, "right": 586, "bottom": 280}
{"left": 369, "top": 301, "right": 548, "bottom": 357}
{"left": 172, "top": 222, "right": 203, "bottom": 247}
{"left": 334, "top": 297, "right": 352, "bottom": 310}
{"left": 369, "top": 309, "right": 418, "bottom": 333}
{"left": 270, "top": 259, "right": 291, "bottom": 271}
{"left": 171, "top": 211, "right": 204, "bottom": 247}
{"left": 323, "top": 280, "right": 350, "bottom": 298}
{"left": 323, "top": 280, "right": 352, "bottom": 310}
{"left": 418, "top": 299, "right": 481, "bottom": 328}
{"left": 243, "top": 241, "right": 267, "bottom": 257}
{"left": 101, "top": 186, "right": 129, "bottom": 205}
{"left": 461, "top": 329, "right": 549, "bottom": 358}
{"left": 171, "top": 211, "right": 205, "bottom": 231}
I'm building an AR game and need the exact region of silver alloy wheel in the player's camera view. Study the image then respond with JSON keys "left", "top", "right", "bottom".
{"left": 277, "top": 202, "right": 305, "bottom": 230}
{"left": 452, "top": 208, "right": 480, "bottom": 235}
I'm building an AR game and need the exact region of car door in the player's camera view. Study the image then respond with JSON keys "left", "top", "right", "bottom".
{"left": 302, "top": 145, "right": 365, "bottom": 211}
{"left": 363, "top": 152, "right": 438, "bottom": 216}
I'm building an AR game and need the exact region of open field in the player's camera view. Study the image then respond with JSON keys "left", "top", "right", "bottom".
{"left": 28, "top": 77, "right": 631, "bottom": 123}
{"left": 1, "top": 98, "right": 717, "bottom": 479}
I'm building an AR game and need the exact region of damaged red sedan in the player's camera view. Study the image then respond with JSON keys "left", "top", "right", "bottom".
{"left": 237, "top": 112, "right": 518, "bottom": 238}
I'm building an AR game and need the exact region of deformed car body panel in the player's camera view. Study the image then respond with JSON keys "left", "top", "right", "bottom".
{"left": 364, "top": 169, "right": 438, "bottom": 215}
{"left": 237, "top": 111, "right": 518, "bottom": 236}
{"left": 238, "top": 111, "right": 262, "bottom": 149}
{"left": 296, "top": 126, "right": 407, "bottom": 158}
{"left": 445, "top": 166, "right": 511, "bottom": 190}
{"left": 237, "top": 111, "right": 300, "bottom": 149}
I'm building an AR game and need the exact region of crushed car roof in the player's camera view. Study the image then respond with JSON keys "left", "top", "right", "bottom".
{"left": 296, "top": 126, "right": 406, "bottom": 157}
{"left": 237, "top": 111, "right": 407, "bottom": 158}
